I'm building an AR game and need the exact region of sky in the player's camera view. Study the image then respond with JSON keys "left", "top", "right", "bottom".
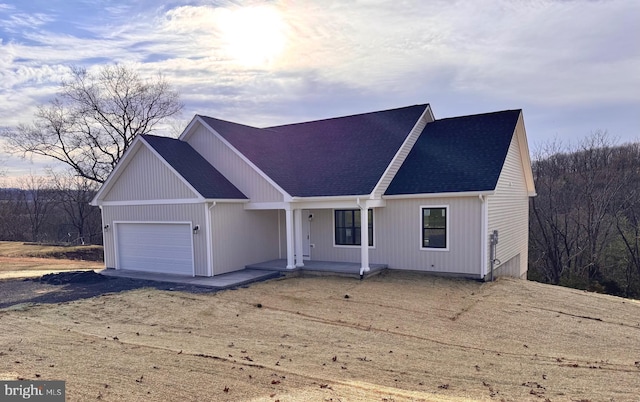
{"left": 0, "top": 0, "right": 639, "bottom": 179}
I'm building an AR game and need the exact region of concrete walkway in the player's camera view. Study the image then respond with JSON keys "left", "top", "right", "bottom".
{"left": 100, "top": 268, "right": 281, "bottom": 289}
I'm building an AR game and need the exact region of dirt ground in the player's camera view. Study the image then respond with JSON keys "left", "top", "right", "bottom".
{"left": 0, "top": 242, "right": 104, "bottom": 279}
{"left": 1, "top": 270, "right": 639, "bottom": 402}
{"left": 0, "top": 241, "right": 104, "bottom": 261}
{"left": 0, "top": 256, "right": 102, "bottom": 275}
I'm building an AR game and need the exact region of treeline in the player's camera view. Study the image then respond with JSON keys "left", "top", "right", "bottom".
{"left": 528, "top": 133, "right": 640, "bottom": 298}
{"left": 0, "top": 172, "right": 102, "bottom": 245}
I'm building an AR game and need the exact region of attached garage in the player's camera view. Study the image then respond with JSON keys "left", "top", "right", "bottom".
{"left": 115, "top": 222, "right": 195, "bottom": 276}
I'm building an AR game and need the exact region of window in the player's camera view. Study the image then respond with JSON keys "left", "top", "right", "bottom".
{"left": 334, "top": 209, "right": 373, "bottom": 246}
{"left": 422, "top": 207, "right": 447, "bottom": 249}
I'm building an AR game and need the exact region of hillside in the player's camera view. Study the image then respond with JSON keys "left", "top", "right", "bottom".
{"left": 1, "top": 271, "right": 639, "bottom": 401}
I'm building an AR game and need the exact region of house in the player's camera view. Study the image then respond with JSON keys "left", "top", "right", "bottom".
{"left": 91, "top": 104, "right": 536, "bottom": 280}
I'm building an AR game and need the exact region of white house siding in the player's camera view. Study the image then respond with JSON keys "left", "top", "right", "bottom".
{"left": 103, "top": 145, "right": 197, "bottom": 201}
{"left": 211, "top": 203, "right": 280, "bottom": 275}
{"left": 306, "top": 197, "right": 483, "bottom": 276}
{"left": 186, "top": 124, "right": 284, "bottom": 202}
{"left": 486, "top": 121, "right": 530, "bottom": 279}
{"left": 102, "top": 204, "right": 208, "bottom": 275}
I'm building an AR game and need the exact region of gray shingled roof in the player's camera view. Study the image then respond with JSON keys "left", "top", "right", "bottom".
{"left": 148, "top": 106, "right": 520, "bottom": 200}
{"left": 385, "top": 110, "right": 521, "bottom": 195}
{"left": 199, "top": 104, "right": 428, "bottom": 197}
{"left": 142, "top": 135, "right": 247, "bottom": 200}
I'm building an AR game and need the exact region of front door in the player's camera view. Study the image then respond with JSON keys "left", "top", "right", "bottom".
{"left": 302, "top": 210, "right": 311, "bottom": 259}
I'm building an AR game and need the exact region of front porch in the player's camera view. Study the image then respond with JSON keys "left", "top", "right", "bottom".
{"left": 247, "top": 198, "right": 386, "bottom": 277}
{"left": 246, "top": 259, "right": 387, "bottom": 279}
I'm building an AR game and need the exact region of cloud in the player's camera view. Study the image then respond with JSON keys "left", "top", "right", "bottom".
{"left": 1, "top": 12, "right": 53, "bottom": 33}
{"left": 0, "top": 0, "right": 637, "bottom": 176}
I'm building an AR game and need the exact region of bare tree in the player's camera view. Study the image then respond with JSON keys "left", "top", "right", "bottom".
{"left": 529, "top": 133, "right": 640, "bottom": 294}
{"left": 49, "top": 170, "right": 101, "bottom": 245}
{"left": 17, "top": 173, "right": 58, "bottom": 242}
{"left": 0, "top": 188, "right": 28, "bottom": 241}
{"left": 530, "top": 140, "right": 581, "bottom": 284}
{"left": 613, "top": 143, "right": 640, "bottom": 291}
{"left": 3, "top": 64, "right": 183, "bottom": 184}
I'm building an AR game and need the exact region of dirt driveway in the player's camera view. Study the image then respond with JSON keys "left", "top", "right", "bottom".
{"left": 1, "top": 270, "right": 639, "bottom": 401}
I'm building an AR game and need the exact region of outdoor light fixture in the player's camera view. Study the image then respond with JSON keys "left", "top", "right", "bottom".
{"left": 193, "top": 225, "right": 200, "bottom": 234}
{"left": 103, "top": 224, "right": 110, "bottom": 231}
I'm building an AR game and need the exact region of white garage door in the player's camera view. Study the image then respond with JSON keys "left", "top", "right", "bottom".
{"left": 116, "top": 222, "right": 194, "bottom": 276}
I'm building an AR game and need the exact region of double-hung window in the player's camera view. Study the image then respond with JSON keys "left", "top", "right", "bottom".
{"left": 422, "top": 207, "right": 448, "bottom": 249}
{"left": 334, "top": 209, "right": 373, "bottom": 246}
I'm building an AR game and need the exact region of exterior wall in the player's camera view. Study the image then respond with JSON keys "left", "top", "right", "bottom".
{"left": 306, "top": 197, "right": 483, "bottom": 276}
{"left": 187, "top": 124, "right": 284, "bottom": 202}
{"left": 103, "top": 145, "right": 197, "bottom": 201}
{"left": 493, "top": 254, "right": 522, "bottom": 278}
{"left": 211, "top": 204, "right": 280, "bottom": 275}
{"left": 487, "top": 124, "right": 530, "bottom": 279}
{"left": 102, "top": 203, "right": 208, "bottom": 275}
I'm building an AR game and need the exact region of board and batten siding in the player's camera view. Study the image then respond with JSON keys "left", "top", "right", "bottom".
{"left": 211, "top": 204, "right": 280, "bottom": 275}
{"left": 186, "top": 124, "right": 284, "bottom": 202}
{"left": 103, "top": 145, "right": 197, "bottom": 201}
{"left": 486, "top": 120, "right": 530, "bottom": 279}
{"left": 102, "top": 204, "right": 208, "bottom": 275}
{"left": 306, "top": 197, "right": 483, "bottom": 276}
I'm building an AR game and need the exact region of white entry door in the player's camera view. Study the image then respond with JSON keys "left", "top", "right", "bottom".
{"left": 116, "top": 222, "right": 194, "bottom": 276}
{"left": 302, "top": 210, "right": 311, "bottom": 259}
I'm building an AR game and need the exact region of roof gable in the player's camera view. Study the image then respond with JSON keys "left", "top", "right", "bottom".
{"left": 141, "top": 135, "right": 247, "bottom": 200}
{"left": 199, "top": 104, "right": 429, "bottom": 197}
{"left": 102, "top": 144, "right": 198, "bottom": 201}
{"left": 385, "top": 110, "right": 522, "bottom": 195}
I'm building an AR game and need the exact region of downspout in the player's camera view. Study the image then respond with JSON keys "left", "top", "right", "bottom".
{"left": 479, "top": 195, "right": 488, "bottom": 280}
{"left": 99, "top": 205, "right": 107, "bottom": 270}
{"left": 206, "top": 202, "right": 217, "bottom": 277}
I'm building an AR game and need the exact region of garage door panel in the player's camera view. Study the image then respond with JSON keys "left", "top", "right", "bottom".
{"left": 116, "top": 223, "right": 194, "bottom": 275}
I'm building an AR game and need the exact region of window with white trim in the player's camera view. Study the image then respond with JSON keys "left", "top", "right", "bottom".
{"left": 334, "top": 209, "right": 373, "bottom": 246}
{"left": 422, "top": 207, "right": 447, "bottom": 249}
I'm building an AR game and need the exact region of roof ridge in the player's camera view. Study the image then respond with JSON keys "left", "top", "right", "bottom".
{"left": 196, "top": 114, "right": 280, "bottom": 134}
{"left": 435, "top": 109, "right": 521, "bottom": 122}
{"left": 140, "top": 133, "right": 177, "bottom": 140}
{"left": 264, "top": 104, "right": 430, "bottom": 130}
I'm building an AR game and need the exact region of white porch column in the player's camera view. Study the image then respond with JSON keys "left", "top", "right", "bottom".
{"left": 285, "top": 206, "right": 296, "bottom": 269}
{"left": 294, "top": 208, "right": 304, "bottom": 267}
{"left": 360, "top": 202, "right": 370, "bottom": 275}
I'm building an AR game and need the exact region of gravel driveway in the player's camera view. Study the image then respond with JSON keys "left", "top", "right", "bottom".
{"left": 0, "top": 271, "right": 216, "bottom": 309}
